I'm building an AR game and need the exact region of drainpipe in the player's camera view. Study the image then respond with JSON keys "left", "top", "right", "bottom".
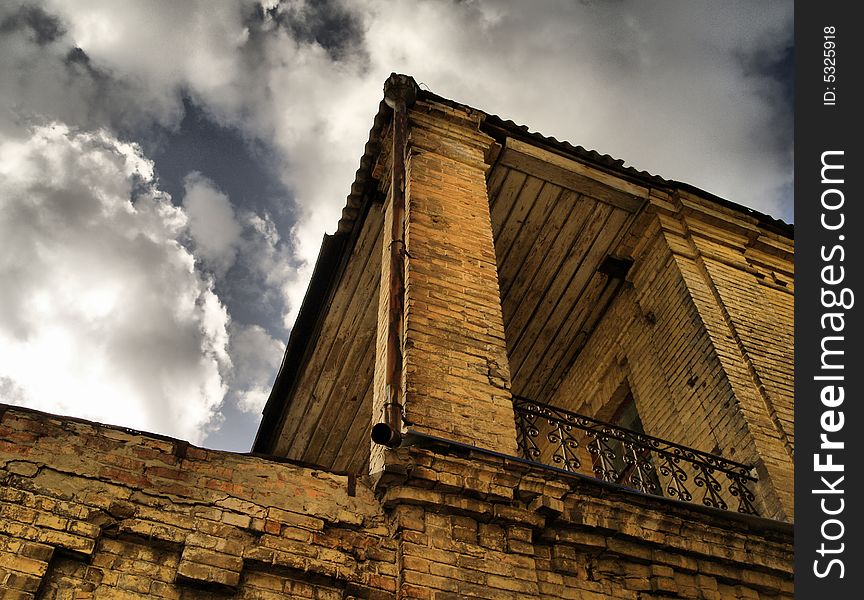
{"left": 371, "top": 74, "right": 417, "bottom": 448}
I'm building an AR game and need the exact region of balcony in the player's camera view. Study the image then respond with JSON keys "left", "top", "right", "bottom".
{"left": 512, "top": 396, "right": 759, "bottom": 515}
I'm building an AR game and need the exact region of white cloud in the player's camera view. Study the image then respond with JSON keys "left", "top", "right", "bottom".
{"left": 182, "top": 172, "right": 243, "bottom": 277}
{"left": 237, "top": 388, "right": 270, "bottom": 414}
{"left": 0, "top": 123, "right": 230, "bottom": 443}
{"left": 228, "top": 323, "right": 285, "bottom": 414}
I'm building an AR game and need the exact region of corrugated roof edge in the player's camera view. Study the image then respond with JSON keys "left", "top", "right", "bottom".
{"left": 422, "top": 88, "right": 793, "bottom": 239}
{"left": 252, "top": 77, "right": 793, "bottom": 455}
{"left": 332, "top": 85, "right": 793, "bottom": 241}
{"left": 485, "top": 110, "right": 794, "bottom": 237}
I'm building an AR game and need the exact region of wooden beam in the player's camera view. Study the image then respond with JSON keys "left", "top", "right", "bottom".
{"left": 506, "top": 201, "right": 612, "bottom": 373}
{"left": 494, "top": 175, "right": 545, "bottom": 269}
{"left": 510, "top": 205, "right": 624, "bottom": 390}
{"left": 499, "top": 144, "right": 645, "bottom": 214}
{"left": 499, "top": 190, "right": 586, "bottom": 322}
{"left": 505, "top": 137, "right": 650, "bottom": 199}
{"left": 489, "top": 169, "right": 527, "bottom": 234}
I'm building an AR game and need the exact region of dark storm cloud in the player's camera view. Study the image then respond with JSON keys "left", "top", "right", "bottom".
{"left": 737, "top": 41, "right": 795, "bottom": 152}
{"left": 0, "top": 3, "right": 63, "bottom": 45}
{"left": 260, "top": 0, "right": 367, "bottom": 63}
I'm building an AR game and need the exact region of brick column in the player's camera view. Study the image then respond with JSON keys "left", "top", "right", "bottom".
{"left": 371, "top": 97, "right": 518, "bottom": 474}
{"left": 659, "top": 194, "right": 795, "bottom": 521}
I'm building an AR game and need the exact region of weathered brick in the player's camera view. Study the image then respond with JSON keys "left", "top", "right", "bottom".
{"left": 3, "top": 571, "right": 42, "bottom": 592}
{"left": 0, "top": 553, "right": 47, "bottom": 576}
{"left": 176, "top": 560, "right": 240, "bottom": 588}
{"left": 180, "top": 547, "right": 243, "bottom": 572}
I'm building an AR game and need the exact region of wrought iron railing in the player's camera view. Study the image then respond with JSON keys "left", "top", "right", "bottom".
{"left": 513, "top": 396, "right": 759, "bottom": 515}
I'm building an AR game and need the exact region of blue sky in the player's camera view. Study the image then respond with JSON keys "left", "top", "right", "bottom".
{"left": 0, "top": 0, "right": 793, "bottom": 451}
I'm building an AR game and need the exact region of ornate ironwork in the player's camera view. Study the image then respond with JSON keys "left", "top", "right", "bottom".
{"left": 513, "top": 396, "right": 759, "bottom": 515}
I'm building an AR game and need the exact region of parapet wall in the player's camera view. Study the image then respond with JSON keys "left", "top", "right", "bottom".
{"left": 379, "top": 436, "right": 793, "bottom": 599}
{"left": 0, "top": 405, "right": 395, "bottom": 599}
{"left": 0, "top": 405, "right": 792, "bottom": 598}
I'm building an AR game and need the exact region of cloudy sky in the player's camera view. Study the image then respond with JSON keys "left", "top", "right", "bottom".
{"left": 0, "top": 0, "right": 793, "bottom": 452}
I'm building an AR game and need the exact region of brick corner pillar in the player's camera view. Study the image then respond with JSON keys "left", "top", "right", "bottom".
{"left": 653, "top": 193, "right": 795, "bottom": 521}
{"left": 371, "top": 77, "right": 518, "bottom": 475}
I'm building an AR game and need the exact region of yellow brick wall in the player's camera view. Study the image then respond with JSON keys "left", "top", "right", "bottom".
{"left": 549, "top": 194, "right": 794, "bottom": 521}
{"left": 1, "top": 405, "right": 792, "bottom": 598}
{"left": 658, "top": 193, "right": 794, "bottom": 521}
{"left": 380, "top": 446, "right": 793, "bottom": 600}
{"left": 370, "top": 158, "right": 396, "bottom": 476}
{"left": 676, "top": 215, "right": 794, "bottom": 521}
{"left": 372, "top": 98, "right": 794, "bottom": 524}
{"left": 0, "top": 406, "right": 396, "bottom": 598}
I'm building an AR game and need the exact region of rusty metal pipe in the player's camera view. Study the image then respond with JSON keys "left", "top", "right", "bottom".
{"left": 372, "top": 74, "right": 416, "bottom": 448}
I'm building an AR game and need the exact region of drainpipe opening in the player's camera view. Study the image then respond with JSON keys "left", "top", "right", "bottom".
{"left": 371, "top": 422, "right": 400, "bottom": 447}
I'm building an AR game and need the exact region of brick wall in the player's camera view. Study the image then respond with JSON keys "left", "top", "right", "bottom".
{"left": 379, "top": 441, "right": 793, "bottom": 600}
{"left": 370, "top": 151, "right": 396, "bottom": 475}
{"left": 669, "top": 193, "right": 794, "bottom": 521}
{"left": 549, "top": 191, "right": 793, "bottom": 521}
{"left": 0, "top": 406, "right": 396, "bottom": 599}
{"left": 1, "top": 405, "right": 792, "bottom": 598}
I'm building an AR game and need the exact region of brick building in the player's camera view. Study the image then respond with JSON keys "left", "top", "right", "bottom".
{"left": 0, "top": 74, "right": 793, "bottom": 598}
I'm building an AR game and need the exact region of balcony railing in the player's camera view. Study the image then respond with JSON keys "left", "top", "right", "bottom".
{"left": 513, "top": 396, "right": 758, "bottom": 515}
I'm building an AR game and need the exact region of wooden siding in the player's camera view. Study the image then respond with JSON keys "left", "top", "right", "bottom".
{"left": 272, "top": 202, "right": 384, "bottom": 473}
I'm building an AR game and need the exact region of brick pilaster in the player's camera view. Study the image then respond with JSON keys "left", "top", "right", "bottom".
{"left": 371, "top": 101, "right": 518, "bottom": 474}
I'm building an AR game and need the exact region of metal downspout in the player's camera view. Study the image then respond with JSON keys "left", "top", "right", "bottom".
{"left": 371, "top": 74, "right": 417, "bottom": 448}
